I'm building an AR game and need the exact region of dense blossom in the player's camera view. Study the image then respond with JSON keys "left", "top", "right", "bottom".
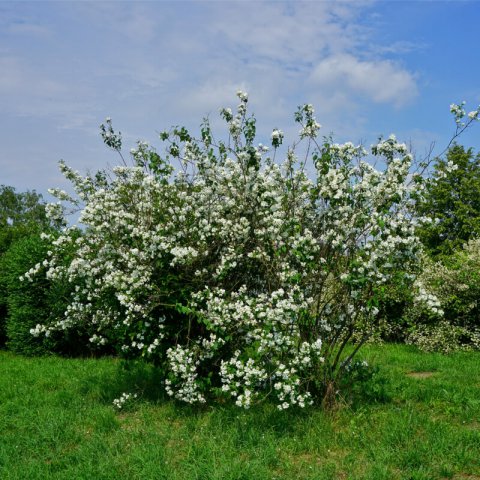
{"left": 28, "top": 91, "right": 459, "bottom": 408}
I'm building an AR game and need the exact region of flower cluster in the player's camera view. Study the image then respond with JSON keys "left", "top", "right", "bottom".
{"left": 271, "top": 129, "right": 284, "bottom": 148}
{"left": 450, "top": 101, "right": 480, "bottom": 128}
{"left": 112, "top": 392, "right": 138, "bottom": 410}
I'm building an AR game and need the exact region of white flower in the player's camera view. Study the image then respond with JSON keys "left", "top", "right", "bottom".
{"left": 236, "top": 90, "right": 248, "bottom": 102}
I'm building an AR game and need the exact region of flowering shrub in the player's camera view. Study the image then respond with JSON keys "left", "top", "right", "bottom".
{"left": 405, "top": 239, "right": 480, "bottom": 353}
{"left": 406, "top": 321, "right": 478, "bottom": 354}
{"left": 28, "top": 92, "right": 457, "bottom": 408}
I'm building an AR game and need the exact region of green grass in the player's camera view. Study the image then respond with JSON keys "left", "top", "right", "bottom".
{"left": 0, "top": 344, "right": 479, "bottom": 480}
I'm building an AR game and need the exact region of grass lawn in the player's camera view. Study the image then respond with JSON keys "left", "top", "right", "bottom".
{"left": 0, "top": 344, "right": 479, "bottom": 480}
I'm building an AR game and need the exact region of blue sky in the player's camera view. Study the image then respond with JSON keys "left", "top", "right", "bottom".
{"left": 1, "top": 0, "right": 479, "bottom": 196}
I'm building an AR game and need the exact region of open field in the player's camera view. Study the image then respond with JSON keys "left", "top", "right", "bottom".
{"left": 1, "top": 344, "right": 479, "bottom": 480}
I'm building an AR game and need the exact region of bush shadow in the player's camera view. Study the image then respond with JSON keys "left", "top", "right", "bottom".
{"left": 79, "top": 359, "right": 168, "bottom": 405}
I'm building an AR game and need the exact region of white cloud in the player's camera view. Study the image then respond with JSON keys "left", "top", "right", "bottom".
{"left": 208, "top": 1, "right": 369, "bottom": 65}
{"left": 310, "top": 54, "right": 418, "bottom": 108}
{"left": 375, "top": 40, "right": 427, "bottom": 55}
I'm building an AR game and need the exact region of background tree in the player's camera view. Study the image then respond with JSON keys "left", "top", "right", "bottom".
{"left": 416, "top": 145, "right": 480, "bottom": 257}
{"left": 0, "top": 185, "right": 55, "bottom": 254}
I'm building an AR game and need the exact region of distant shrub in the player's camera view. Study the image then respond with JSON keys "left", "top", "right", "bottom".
{"left": 406, "top": 321, "right": 478, "bottom": 354}
{"left": 405, "top": 239, "right": 480, "bottom": 353}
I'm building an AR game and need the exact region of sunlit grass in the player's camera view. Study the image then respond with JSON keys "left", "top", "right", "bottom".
{"left": 1, "top": 344, "right": 479, "bottom": 479}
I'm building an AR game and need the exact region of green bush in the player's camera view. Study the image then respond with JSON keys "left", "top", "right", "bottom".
{"left": 2, "top": 234, "right": 90, "bottom": 356}
{"left": 0, "top": 227, "right": 32, "bottom": 347}
{"left": 2, "top": 234, "right": 53, "bottom": 354}
{"left": 0, "top": 185, "right": 59, "bottom": 347}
